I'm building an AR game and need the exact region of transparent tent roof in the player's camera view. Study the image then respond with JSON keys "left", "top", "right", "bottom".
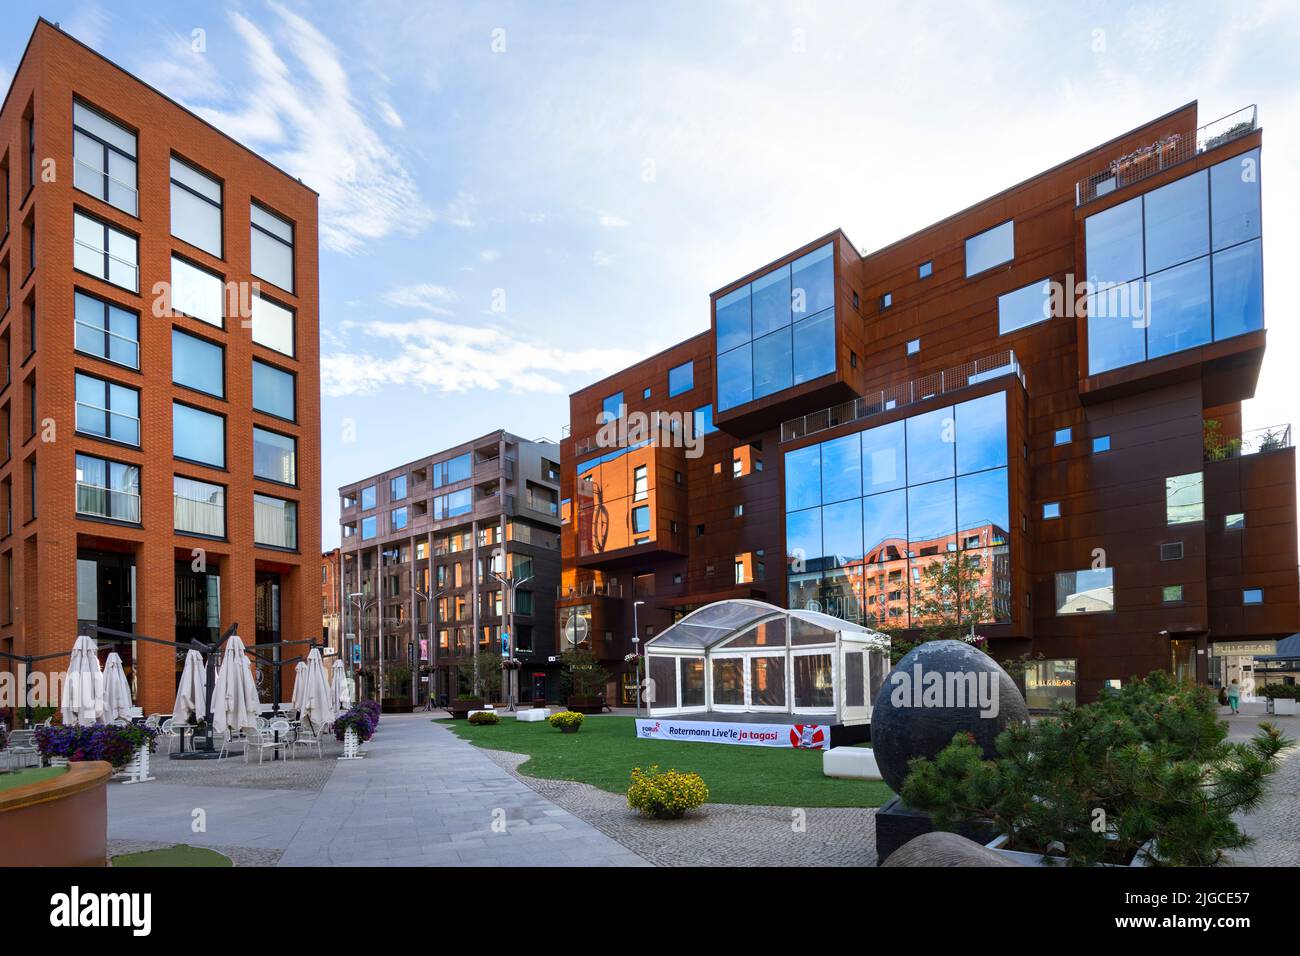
{"left": 645, "top": 599, "right": 887, "bottom": 650}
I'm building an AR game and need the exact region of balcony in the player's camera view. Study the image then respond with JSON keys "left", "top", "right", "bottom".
{"left": 781, "top": 350, "right": 1023, "bottom": 443}
{"left": 1076, "top": 105, "right": 1257, "bottom": 206}
{"left": 76, "top": 481, "right": 140, "bottom": 524}
{"left": 556, "top": 579, "right": 624, "bottom": 600}
{"left": 1205, "top": 424, "right": 1292, "bottom": 463}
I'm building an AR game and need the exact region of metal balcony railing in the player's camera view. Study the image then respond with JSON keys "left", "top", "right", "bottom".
{"left": 556, "top": 580, "right": 624, "bottom": 600}
{"left": 780, "top": 350, "right": 1023, "bottom": 444}
{"left": 1205, "top": 424, "right": 1292, "bottom": 462}
{"left": 1075, "top": 105, "right": 1257, "bottom": 206}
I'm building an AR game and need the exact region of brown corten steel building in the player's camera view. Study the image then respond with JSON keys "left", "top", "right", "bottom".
{"left": 0, "top": 20, "right": 322, "bottom": 717}
{"left": 559, "top": 101, "right": 1296, "bottom": 706}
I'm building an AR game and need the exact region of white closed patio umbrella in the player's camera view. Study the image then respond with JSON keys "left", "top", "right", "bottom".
{"left": 173, "top": 649, "right": 208, "bottom": 725}
{"left": 299, "top": 649, "right": 336, "bottom": 731}
{"left": 102, "top": 652, "right": 134, "bottom": 722}
{"left": 211, "top": 635, "right": 263, "bottom": 736}
{"left": 332, "top": 658, "right": 353, "bottom": 710}
{"left": 61, "top": 635, "right": 105, "bottom": 726}
{"left": 291, "top": 660, "right": 307, "bottom": 713}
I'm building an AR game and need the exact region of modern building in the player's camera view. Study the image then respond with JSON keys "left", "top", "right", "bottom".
{"left": 338, "top": 430, "right": 563, "bottom": 706}
{"left": 558, "top": 101, "right": 1297, "bottom": 706}
{"left": 322, "top": 547, "right": 342, "bottom": 653}
{"left": 0, "top": 20, "right": 322, "bottom": 717}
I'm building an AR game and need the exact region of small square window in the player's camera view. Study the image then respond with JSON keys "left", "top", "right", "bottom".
{"left": 906, "top": 338, "right": 920, "bottom": 356}
{"left": 733, "top": 505, "right": 743, "bottom": 517}
{"left": 852, "top": 292, "right": 860, "bottom": 310}
{"left": 695, "top": 524, "right": 704, "bottom": 537}
{"left": 1092, "top": 435, "right": 1111, "bottom": 453}
{"left": 1043, "top": 502, "right": 1061, "bottom": 519}
{"left": 880, "top": 292, "right": 893, "bottom": 310}
{"left": 1054, "top": 427, "right": 1072, "bottom": 446}
{"left": 1225, "top": 513, "right": 1245, "bottom": 531}
{"left": 674, "top": 470, "right": 684, "bottom": 484}
{"left": 1159, "top": 541, "right": 1184, "bottom": 561}
{"left": 1162, "top": 585, "right": 1184, "bottom": 603}
{"left": 1243, "top": 588, "right": 1263, "bottom": 605}
{"left": 919, "top": 260, "right": 933, "bottom": 278}
{"left": 673, "top": 574, "right": 682, "bottom": 584}
{"left": 642, "top": 387, "right": 651, "bottom": 399}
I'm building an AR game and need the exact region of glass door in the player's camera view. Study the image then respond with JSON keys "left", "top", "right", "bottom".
{"left": 1170, "top": 639, "right": 1197, "bottom": 685}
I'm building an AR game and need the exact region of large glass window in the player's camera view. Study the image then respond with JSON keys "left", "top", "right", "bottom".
{"left": 793, "top": 653, "right": 834, "bottom": 709}
{"left": 600, "top": 391, "right": 624, "bottom": 424}
{"left": 250, "top": 203, "right": 294, "bottom": 292}
{"left": 861, "top": 419, "right": 905, "bottom": 493}
{"left": 997, "top": 278, "right": 1053, "bottom": 335}
{"left": 253, "top": 427, "right": 296, "bottom": 484}
{"left": 254, "top": 494, "right": 297, "bottom": 549}
{"left": 632, "top": 505, "right": 651, "bottom": 535}
{"left": 715, "top": 242, "right": 835, "bottom": 412}
{"left": 75, "top": 453, "right": 139, "bottom": 523}
{"left": 432, "top": 453, "right": 471, "bottom": 487}
{"left": 74, "top": 290, "right": 138, "bottom": 368}
{"left": 252, "top": 360, "right": 295, "bottom": 420}
{"left": 965, "top": 221, "right": 1014, "bottom": 277}
{"left": 171, "top": 256, "right": 224, "bottom": 327}
{"left": 360, "top": 485, "right": 376, "bottom": 509}
{"left": 820, "top": 433, "right": 861, "bottom": 504}
{"left": 1166, "top": 472, "right": 1204, "bottom": 525}
{"left": 173, "top": 403, "right": 225, "bottom": 467}
{"left": 906, "top": 406, "right": 955, "bottom": 484}
{"left": 174, "top": 475, "right": 225, "bottom": 537}
{"left": 1024, "top": 659, "right": 1078, "bottom": 710}
{"left": 649, "top": 656, "right": 678, "bottom": 709}
{"left": 73, "top": 211, "right": 137, "bottom": 291}
{"left": 251, "top": 294, "right": 294, "bottom": 357}
{"left": 711, "top": 658, "right": 744, "bottom": 706}
{"left": 172, "top": 329, "right": 224, "bottom": 397}
{"left": 391, "top": 507, "right": 408, "bottom": 531}
{"left": 170, "top": 156, "right": 222, "bottom": 257}
{"left": 75, "top": 372, "right": 139, "bottom": 445}
{"left": 1055, "top": 568, "right": 1114, "bottom": 615}
{"left": 682, "top": 658, "right": 706, "bottom": 707}
{"left": 361, "top": 515, "right": 377, "bottom": 539}
{"left": 390, "top": 474, "right": 407, "bottom": 499}
{"left": 668, "top": 361, "right": 693, "bottom": 397}
{"left": 434, "top": 488, "right": 473, "bottom": 519}
{"left": 785, "top": 444, "right": 821, "bottom": 511}
{"left": 751, "top": 656, "right": 787, "bottom": 707}
{"left": 1085, "top": 150, "right": 1264, "bottom": 374}
{"left": 72, "top": 101, "right": 137, "bottom": 215}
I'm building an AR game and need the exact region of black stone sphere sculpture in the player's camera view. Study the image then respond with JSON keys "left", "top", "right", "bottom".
{"left": 871, "top": 640, "right": 1029, "bottom": 795}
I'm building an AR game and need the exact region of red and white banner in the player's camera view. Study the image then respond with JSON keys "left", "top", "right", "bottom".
{"left": 635, "top": 718, "right": 830, "bottom": 749}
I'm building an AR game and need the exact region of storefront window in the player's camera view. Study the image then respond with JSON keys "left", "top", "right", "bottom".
{"left": 1024, "top": 659, "right": 1077, "bottom": 710}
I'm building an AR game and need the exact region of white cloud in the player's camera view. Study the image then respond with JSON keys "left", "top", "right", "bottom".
{"left": 137, "top": 32, "right": 228, "bottom": 101}
{"left": 376, "top": 97, "right": 404, "bottom": 129}
{"left": 176, "top": 2, "right": 430, "bottom": 253}
{"left": 63, "top": 4, "right": 109, "bottom": 49}
{"left": 599, "top": 213, "right": 629, "bottom": 228}
{"left": 382, "top": 283, "right": 459, "bottom": 312}
{"left": 480, "top": 249, "right": 501, "bottom": 261}
{"left": 321, "top": 318, "right": 640, "bottom": 396}
{"left": 592, "top": 250, "right": 615, "bottom": 266}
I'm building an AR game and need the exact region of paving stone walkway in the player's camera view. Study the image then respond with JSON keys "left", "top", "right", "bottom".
{"left": 109, "top": 713, "right": 649, "bottom": 867}
{"left": 1224, "top": 713, "right": 1300, "bottom": 867}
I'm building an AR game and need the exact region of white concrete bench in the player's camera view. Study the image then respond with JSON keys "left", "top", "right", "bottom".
{"left": 823, "top": 746, "right": 882, "bottom": 780}
{"left": 516, "top": 708, "right": 550, "bottom": 722}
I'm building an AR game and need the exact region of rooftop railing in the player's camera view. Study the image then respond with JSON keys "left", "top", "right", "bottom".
{"left": 780, "top": 349, "right": 1023, "bottom": 444}
{"left": 1206, "top": 424, "right": 1292, "bottom": 463}
{"left": 1075, "top": 105, "right": 1257, "bottom": 206}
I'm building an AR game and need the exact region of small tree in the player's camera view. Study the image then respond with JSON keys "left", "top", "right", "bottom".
{"left": 559, "top": 649, "right": 610, "bottom": 700}
{"left": 456, "top": 655, "right": 502, "bottom": 701}
{"left": 884, "top": 552, "right": 993, "bottom": 663}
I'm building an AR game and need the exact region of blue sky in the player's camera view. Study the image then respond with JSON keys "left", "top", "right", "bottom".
{"left": 4, "top": 1, "right": 1298, "bottom": 549}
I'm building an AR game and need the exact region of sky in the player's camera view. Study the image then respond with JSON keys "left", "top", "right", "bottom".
{"left": 3, "top": 0, "right": 1298, "bottom": 549}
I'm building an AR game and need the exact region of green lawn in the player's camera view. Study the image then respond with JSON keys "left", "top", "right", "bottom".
{"left": 0, "top": 766, "right": 66, "bottom": 793}
{"left": 111, "top": 845, "right": 232, "bottom": 868}
{"left": 440, "top": 715, "right": 893, "bottom": 808}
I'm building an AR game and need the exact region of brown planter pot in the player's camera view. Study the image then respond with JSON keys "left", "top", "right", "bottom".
{"left": 447, "top": 697, "right": 484, "bottom": 719}
{"left": 566, "top": 696, "right": 602, "bottom": 715}
{"left": 380, "top": 697, "right": 412, "bottom": 714}
{"left": 0, "top": 761, "right": 112, "bottom": 866}
{"left": 560, "top": 725, "right": 581, "bottom": 734}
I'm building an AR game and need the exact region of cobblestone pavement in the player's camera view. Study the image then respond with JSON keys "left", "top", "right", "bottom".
{"left": 1225, "top": 714, "right": 1300, "bottom": 867}
{"left": 147, "top": 734, "right": 342, "bottom": 791}
{"left": 480, "top": 748, "right": 881, "bottom": 866}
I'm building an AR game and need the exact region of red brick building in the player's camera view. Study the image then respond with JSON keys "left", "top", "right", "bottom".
{"left": 559, "top": 102, "right": 1296, "bottom": 707}
{"left": 0, "top": 20, "right": 322, "bottom": 717}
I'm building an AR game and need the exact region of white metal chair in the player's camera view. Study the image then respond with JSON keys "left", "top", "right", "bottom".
{"left": 269, "top": 719, "right": 293, "bottom": 759}
{"left": 159, "top": 718, "right": 184, "bottom": 755}
{"left": 143, "top": 713, "right": 162, "bottom": 731}
{"left": 216, "top": 727, "right": 243, "bottom": 760}
{"left": 242, "top": 726, "right": 287, "bottom": 764}
{"left": 292, "top": 722, "right": 323, "bottom": 759}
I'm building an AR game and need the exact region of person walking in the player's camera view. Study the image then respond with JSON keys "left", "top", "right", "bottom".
{"left": 1227, "top": 678, "right": 1242, "bottom": 715}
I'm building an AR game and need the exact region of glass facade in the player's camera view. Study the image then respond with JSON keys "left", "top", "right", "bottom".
{"left": 784, "top": 392, "right": 1011, "bottom": 627}
{"left": 716, "top": 243, "right": 836, "bottom": 412}
{"left": 1085, "top": 148, "right": 1263, "bottom": 374}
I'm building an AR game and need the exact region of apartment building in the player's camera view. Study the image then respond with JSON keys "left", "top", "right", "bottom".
{"left": 322, "top": 547, "right": 342, "bottom": 653}
{"left": 0, "top": 20, "right": 321, "bottom": 717}
{"left": 559, "top": 101, "right": 1297, "bottom": 706}
{"left": 338, "top": 430, "right": 562, "bottom": 706}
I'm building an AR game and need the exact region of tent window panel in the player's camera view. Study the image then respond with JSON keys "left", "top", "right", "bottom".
{"left": 750, "top": 655, "right": 786, "bottom": 707}
{"left": 712, "top": 658, "right": 744, "bottom": 705}
{"left": 868, "top": 649, "right": 889, "bottom": 705}
{"left": 790, "top": 617, "right": 836, "bottom": 645}
{"left": 794, "top": 653, "right": 834, "bottom": 708}
{"left": 845, "top": 652, "right": 865, "bottom": 707}
{"left": 727, "top": 617, "right": 786, "bottom": 647}
{"left": 682, "top": 658, "right": 705, "bottom": 707}
{"left": 649, "top": 656, "right": 678, "bottom": 709}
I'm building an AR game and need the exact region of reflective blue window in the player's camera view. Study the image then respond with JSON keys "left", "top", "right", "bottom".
{"left": 820, "top": 433, "right": 861, "bottom": 504}
{"left": 632, "top": 506, "right": 651, "bottom": 534}
{"left": 792, "top": 308, "right": 835, "bottom": 384}
{"left": 668, "top": 361, "right": 694, "bottom": 397}
{"left": 434, "top": 488, "right": 472, "bottom": 519}
{"left": 1210, "top": 148, "right": 1261, "bottom": 250}
{"left": 957, "top": 468, "right": 1009, "bottom": 544}
{"left": 1212, "top": 239, "right": 1263, "bottom": 340}
{"left": 1086, "top": 196, "right": 1144, "bottom": 287}
{"left": 918, "top": 260, "right": 933, "bottom": 279}
{"left": 172, "top": 329, "right": 224, "bottom": 398}
{"left": 1093, "top": 435, "right": 1111, "bottom": 453}
{"left": 716, "top": 285, "right": 751, "bottom": 352}
{"left": 173, "top": 402, "right": 224, "bottom": 467}
{"left": 906, "top": 406, "right": 955, "bottom": 484}
{"left": 361, "top": 516, "right": 377, "bottom": 539}
{"left": 965, "top": 221, "right": 1014, "bottom": 277}
{"left": 1087, "top": 279, "right": 1146, "bottom": 373}
{"left": 908, "top": 479, "right": 956, "bottom": 554}
{"left": 997, "top": 278, "right": 1053, "bottom": 335}
{"left": 392, "top": 507, "right": 408, "bottom": 531}
{"left": 75, "top": 291, "right": 138, "bottom": 368}
{"left": 1147, "top": 258, "right": 1211, "bottom": 359}
{"left": 785, "top": 507, "right": 822, "bottom": 573}
{"left": 822, "top": 499, "right": 863, "bottom": 566}
{"left": 716, "top": 345, "right": 752, "bottom": 412}
{"left": 361, "top": 485, "right": 376, "bottom": 509}
{"left": 600, "top": 391, "right": 624, "bottom": 424}
{"left": 791, "top": 243, "right": 834, "bottom": 318}
{"left": 752, "top": 328, "right": 792, "bottom": 399}
{"left": 693, "top": 404, "right": 717, "bottom": 436}
{"left": 432, "top": 453, "right": 472, "bottom": 488}
{"left": 862, "top": 489, "right": 907, "bottom": 559}
{"left": 861, "top": 420, "right": 905, "bottom": 493}
{"left": 252, "top": 360, "right": 295, "bottom": 420}
{"left": 784, "top": 444, "right": 821, "bottom": 511}
{"left": 1143, "top": 169, "right": 1208, "bottom": 273}
{"left": 955, "top": 394, "right": 1007, "bottom": 475}
{"left": 751, "top": 265, "right": 791, "bottom": 338}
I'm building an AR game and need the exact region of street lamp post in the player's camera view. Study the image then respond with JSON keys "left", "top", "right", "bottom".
{"left": 348, "top": 591, "right": 377, "bottom": 700}
{"left": 412, "top": 573, "right": 446, "bottom": 711}
{"left": 632, "top": 600, "right": 645, "bottom": 715}
{"left": 491, "top": 553, "right": 532, "bottom": 712}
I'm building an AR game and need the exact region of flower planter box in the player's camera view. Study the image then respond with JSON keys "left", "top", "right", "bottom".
{"left": 985, "top": 834, "right": 1153, "bottom": 867}
{"left": 1268, "top": 697, "right": 1298, "bottom": 715}
{"left": 565, "top": 696, "right": 603, "bottom": 715}
{"left": 380, "top": 697, "right": 412, "bottom": 714}
{"left": 447, "top": 698, "right": 484, "bottom": 720}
